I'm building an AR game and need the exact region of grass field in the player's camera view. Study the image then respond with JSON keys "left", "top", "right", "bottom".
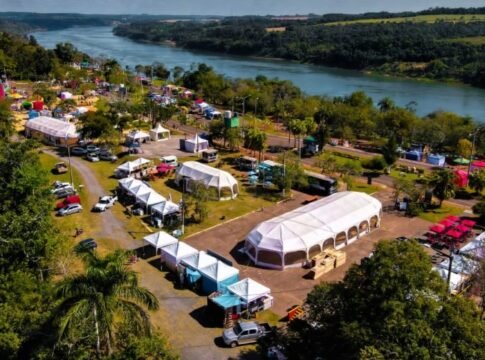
{"left": 325, "top": 14, "right": 485, "bottom": 26}
{"left": 418, "top": 203, "right": 465, "bottom": 223}
{"left": 445, "top": 36, "right": 485, "bottom": 45}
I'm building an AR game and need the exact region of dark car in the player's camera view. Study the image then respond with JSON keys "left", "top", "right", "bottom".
{"left": 99, "top": 151, "right": 118, "bottom": 162}
{"left": 71, "top": 147, "right": 87, "bottom": 156}
{"left": 76, "top": 238, "right": 97, "bottom": 252}
{"left": 86, "top": 145, "right": 100, "bottom": 154}
{"left": 54, "top": 187, "right": 76, "bottom": 199}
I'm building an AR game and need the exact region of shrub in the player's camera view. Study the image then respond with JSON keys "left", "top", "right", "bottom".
{"left": 362, "top": 156, "right": 387, "bottom": 171}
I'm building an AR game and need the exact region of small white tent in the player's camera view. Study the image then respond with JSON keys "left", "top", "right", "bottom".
{"left": 198, "top": 260, "right": 240, "bottom": 293}
{"left": 136, "top": 190, "right": 166, "bottom": 210}
{"left": 184, "top": 135, "right": 209, "bottom": 153}
{"left": 126, "top": 130, "right": 150, "bottom": 143}
{"left": 115, "top": 158, "right": 151, "bottom": 178}
{"left": 151, "top": 201, "right": 180, "bottom": 218}
{"left": 176, "top": 161, "right": 238, "bottom": 200}
{"left": 181, "top": 251, "right": 218, "bottom": 271}
{"left": 227, "top": 278, "right": 271, "bottom": 304}
{"left": 161, "top": 242, "right": 198, "bottom": 272}
{"left": 143, "top": 231, "right": 178, "bottom": 252}
{"left": 150, "top": 123, "right": 171, "bottom": 141}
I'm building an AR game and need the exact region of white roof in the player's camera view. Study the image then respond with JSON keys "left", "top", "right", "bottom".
{"left": 129, "top": 183, "right": 152, "bottom": 197}
{"left": 25, "top": 116, "right": 78, "bottom": 138}
{"left": 176, "top": 161, "right": 238, "bottom": 190}
{"left": 227, "top": 278, "right": 270, "bottom": 303}
{"left": 136, "top": 189, "right": 166, "bottom": 207}
{"left": 127, "top": 130, "right": 150, "bottom": 140}
{"left": 150, "top": 123, "right": 170, "bottom": 134}
{"left": 185, "top": 135, "right": 208, "bottom": 146}
{"left": 460, "top": 233, "right": 485, "bottom": 260}
{"left": 116, "top": 158, "right": 151, "bottom": 174}
{"left": 247, "top": 192, "right": 382, "bottom": 254}
{"left": 161, "top": 242, "right": 198, "bottom": 260}
{"left": 151, "top": 200, "right": 180, "bottom": 216}
{"left": 143, "top": 231, "right": 178, "bottom": 249}
{"left": 181, "top": 251, "right": 218, "bottom": 270}
{"left": 199, "top": 260, "right": 239, "bottom": 281}
{"left": 437, "top": 254, "right": 478, "bottom": 275}
{"left": 433, "top": 267, "right": 468, "bottom": 293}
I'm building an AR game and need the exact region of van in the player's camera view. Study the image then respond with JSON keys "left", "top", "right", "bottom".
{"left": 201, "top": 149, "right": 218, "bottom": 163}
{"left": 304, "top": 171, "right": 337, "bottom": 196}
{"left": 236, "top": 156, "right": 258, "bottom": 171}
{"left": 160, "top": 155, "right": 178, "bottom": 167}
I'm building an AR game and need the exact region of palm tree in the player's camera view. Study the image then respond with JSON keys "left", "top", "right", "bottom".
{"left": 428, "top": 169, "right": 456, "bottom": 207}
{"left": 55, "top": 250, "right": 159, "bottom": 356}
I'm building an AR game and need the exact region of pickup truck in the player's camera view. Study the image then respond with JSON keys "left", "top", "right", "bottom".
{"left": 222, "top": 321, "right": 272, "bottom": 348}
{"left": 92, "top": 195, "right": 118, "bottom": 212}
{"left": 53, "top": 162, "right": 68, "bottom": 174}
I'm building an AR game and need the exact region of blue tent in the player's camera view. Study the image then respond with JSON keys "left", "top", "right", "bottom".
{"left": 211, "top": 293, "right": 241, "bottom": 310}
{"left": 427, "top": 154, "right": 445, "bottom": 167}
{"left": 199, "top": 261, "right": 240, "bottom": 294}
{"left": 28, "top": 110, "right": 39, "bottom": 119}
{"left": 405, "top": 150, "right": 422, "bottom": 161}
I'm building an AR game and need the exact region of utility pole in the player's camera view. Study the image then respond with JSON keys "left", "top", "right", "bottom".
{"left": 446, "top": 240, "right": 455, "bottom": 293}
{"left": 65, "top": 134, "right": 74, "bottom": 187}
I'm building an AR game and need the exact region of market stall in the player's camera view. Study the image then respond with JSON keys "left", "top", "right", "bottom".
{"left": 160, "top": 242, "right": 198, "bottom": 272}
{"left": 143, "top": 231, "right": 178, "bottom": 253}
{"left": 198, "top": 261, "right": 240, "bottom": 294}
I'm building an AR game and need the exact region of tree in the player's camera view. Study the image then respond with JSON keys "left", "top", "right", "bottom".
{"left": 377, "top": 96, "right": 396, "bottom": 112}
{"left": 469, "top": 170, "right": 485, "bottom": 194}
{"left": 0, "top": 100, "right": 15, "bottom": 139}
{"left": 55, "top": 249, "right": 159, "bottom": 357}
{"left": 226, "top": 128, "right": 243, "bottom": 151}
{"left": 32, "top": 83, "right": 57, "bottom": 108}
{"left": 185, "top": 180, "right": 211, "bottom": 223}
{"left": 457, "top": 138, "right": 473, "bottom": 159}
{"left": 264, "top": 240, "right": 485, "bottom": 360}
{"left": 428, "top": 169, "right": 456, "bottom": 206}
{"left": 109, "top": 334, "right": 179, "bottom": 360}
{"left": 244, "top": 128, "right": 267, "bottom": 161}
{"left": 316, "top": 152, "right": 338, "bottom": 175}
{"left": 381, "top": 136, "right": 399, "bottom": 167}
{"left": 472, "top": 201, "right": 485, "bottom": 219}
{"left": 152, "top": 62, "right": 170, "bottom": 80}
{"left": 273, "top": 152, "right": 307, "bottom": 194}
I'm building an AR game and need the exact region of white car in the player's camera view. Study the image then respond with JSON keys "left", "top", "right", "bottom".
{"left": 86, "top": 152, "right": 100, "bottom": 162}
{"left": 93, "top": 195, "right": 118, "bottom": 212}
{"left": 51, "top": 181, "right": 71, "bottom": 192}
{"left": 57, "top": 203, "right": 83, "bottom": 216}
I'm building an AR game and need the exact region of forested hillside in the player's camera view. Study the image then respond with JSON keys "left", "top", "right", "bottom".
{"left": 114, "top": 8, "right": 485, "bottom": 88}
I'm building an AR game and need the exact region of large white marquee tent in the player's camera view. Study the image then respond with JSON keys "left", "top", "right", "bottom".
{"left": 245, "top": 191, "right": 382, "bottom": 269}
{"left": 176, "top": 161, "right": 239, "bottom": 200}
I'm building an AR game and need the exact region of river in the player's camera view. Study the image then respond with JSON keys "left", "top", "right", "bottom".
{"left": 33, "top": 26, "right": 485, "bottom": 119}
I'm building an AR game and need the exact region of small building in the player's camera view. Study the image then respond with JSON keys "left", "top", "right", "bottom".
{"left": 24, "top": 116, "right": 79, "bottom": 147}
{"left": 181, "top": 135, "right": 209, "bottom": 153}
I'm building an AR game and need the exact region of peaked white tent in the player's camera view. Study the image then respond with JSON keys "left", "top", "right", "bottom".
{"left": 199, "top": 260, "right": 240, "bottom": 293}
{"left": 143, "top": 231, "right": 178, "bottom": 252}
{"left": 176, "top": 161, "right": 239, "bottom": 200}
{"left": 246, "top": 191, "right": 382, "bottom": 269}
{"left": 115, "top": 158, "right": 151, "bottom": 178}
{"left": 161, "top": 242, "right": 198, "bottom": 272}
{"left": 151, "top": 200, "right": 180, "bottom": 218}
{"left": 129, "top": 183, "right": 152, "bottom": 197}
{"left": 181, "top": 251, "right": 218, "bottom": 271}
{"left": 184, "top": 135, "right": 209, "bottom": 153}
{"left": 126, "top": 130, "right": 150, "bottom": 143}
{"left": 227, "top": 278, "right": 271, "bottom": 304}
{"left": 136, "top": 190, "right": 166, "bottom": 209}
{"left": 150, "top": 123, "right": 171, "bottom": 141}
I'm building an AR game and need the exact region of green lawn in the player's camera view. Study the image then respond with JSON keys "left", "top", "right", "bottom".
{"left": 351, "top": 181, "right": 380, "bottom": 195}
{"left": 325, "top": 14, "right": 485, "bottom": 26}
{"left": 445, "top": 36, "right": 485, "bottom": 46}
{"left": 388, "top": 169, "right": 421, "bottom": 182}
{"left": 418, "top": 204, "right": 465, "bottom": 223}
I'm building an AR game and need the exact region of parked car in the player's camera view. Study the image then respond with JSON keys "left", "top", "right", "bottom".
{"left": 52, "top": 181, "right": 71, "bottom": 190}
{"left": 71, "top": 147, "right": 87, "bottom": 156}
{"left": 160, "top": 155, "right": 178, "bottom": 167}
{"left": 53, "top": 162, "right": 68, "bottom": 174}
{"left": 86, "top": 145, "right": 100, "bottom": 154}
{"left": 51, "top": 184, "right": 74, "bottom": 194}
{"left": 222, "top": 321, "right": 273, "bottom": 348}
{"left": 54, "top": 187, "right": 76, "bottom": 199}
{"left": 86, "top": 152, "right": 100, "bottom": 162}
{"left": 99, "top": 151, "right": 118, "bottom": 162}
{"left": 57, "top": 203, "right": 83, "bottom": 216}
{"left": 92, "top": 195, "right": 118, "bottom": 212}
{"left": 56, "top": 195, "right": 81, "bottom": 209}
{"left": 75, "top": 238, "right": 97, "bottom": 252}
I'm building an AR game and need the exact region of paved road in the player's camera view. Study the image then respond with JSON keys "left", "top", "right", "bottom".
{"left": 47, "top": 150, "right": 242, "bottom": 360}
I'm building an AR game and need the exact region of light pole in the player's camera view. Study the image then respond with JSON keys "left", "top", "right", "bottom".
{"left": 241, "top": 95, "right": 251, "bottom": 116}
{"left": 65, "top": 134, "right": 74, "bottom": 187}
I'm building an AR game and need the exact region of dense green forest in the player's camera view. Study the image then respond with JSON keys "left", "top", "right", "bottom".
{"left": 114, "top": 7, "right": 485, "bottom": 88}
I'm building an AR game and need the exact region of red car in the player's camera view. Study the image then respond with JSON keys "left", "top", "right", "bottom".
{"left": 56, "top": 195, "right": 81, "bottom": 209}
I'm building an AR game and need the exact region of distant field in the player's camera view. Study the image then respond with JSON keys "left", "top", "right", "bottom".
{"left": 445, "top": 36, "right": 485, "bottom": 45}
{"left": 325, "top": 14, "right": 485, "bottom": 26}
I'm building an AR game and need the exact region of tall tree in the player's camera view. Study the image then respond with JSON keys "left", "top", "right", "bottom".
{"left": 0, "top": 100, "right": 14, "bottom": 138}
{"left": 428, "top": 169, "right": 456, "bottom": 206}
{"left": 55, "top": 250, "right": 159, "bottom": 357}
{"left": 263, "top": 240, "right": 485, "bottom": 360}
{"left": 468, "top": 170, "right": 485, "bottom": 194}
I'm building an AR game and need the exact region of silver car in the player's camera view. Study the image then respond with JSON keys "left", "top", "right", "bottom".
{"left": 86, "top": 152, "right": 100, "bottom": 162}
{"left": 57, "top": 203, "right": 83, "bottom": 216}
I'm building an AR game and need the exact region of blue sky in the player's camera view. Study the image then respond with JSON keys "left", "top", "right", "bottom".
{"left": 1, "top": 0, "right": 484, "bottom": 15}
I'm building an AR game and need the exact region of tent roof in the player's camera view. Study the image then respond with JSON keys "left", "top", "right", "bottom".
{"left": 161, "top": 242, "right": 198, "bottom": 259}
{"left": 136, "top": 190, "right": 166, "bottom": 206}
{"left": 150, "top": 123, "right": 170, "bottom": 134}
{"left": 247, "top": 191, "right": 382, "bottom": 254}
{"left": 433, "top": 267, "right": 467, "bottom": 292}
{"left": 116, "top": 158, "right": 151, "bottom": 173}
{"left": 437, "top": 254, "right": 478, "bottom": 275}
{"left": 127, "top": 130, "right": 150, "bottom": 140}
{"left": 185, "top": 135, "right": 208, "bottom": 145}
{"left": 181, "top": 251, "right": 218, "bottom": 270}
{"left": 211, "top": 293, "right": 241, "bottom": 309}
{"left": 25, "top": 116, "right": 78, "bottom": 138}
{"left": 151, "top": 200, "right": 180, "bottom": 216}
{"left": 459, "top": 233, "right": 485, "bottom": 260}
{"left": 143, "top": 231, "right": 178, "bottom": 249}
{"left": 199, "top": 260, "right": 239, "bottom": 281}
{"left": 176, "top": 161, "right": 238, "bottom": 190}
{"left": 227, "top": 278, "right": 270, "bottom": 303}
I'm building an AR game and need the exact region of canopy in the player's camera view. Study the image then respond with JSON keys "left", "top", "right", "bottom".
{"left": 427, "top": 154, "right": 445, "bottom": 167}
{"left": 471, "top": 160, "right": 485, "bottom": 169}
{"left": 456, "top": 224, "right": 471, "bottom": 233}
{"left": 439, "top": 219, "right": 455, "bottom": 228}
{"left": 161, "top": 242, "right": 198, "bottom": 271}
{"left": 176, "top": 161, "right": 239, "bottom": 200}
{"left": 446, "top": 215, "right": 460, "bottom": 222}
{"left": 181, "top": 251, "right": 218, "bottom": 271}
{"left": 461, "top": 219, "right": 476, "bottom": 228}
{"left": 453, "top": 157, "right": 470, "bottom": 165}
{"left": 246, "top": 191, "right": 382, "bottom": 269}
{"left": 60, "top": 91, "right": 72, "bottom": 99}
{"left": 454, "top": 169, "right": 468, "bottom": 188}
{"left": 437, "top": 254, "right": 478, "bottom": 275}
{"left": 128, "top": 182, "right": 152, "bottom": 198}
{"left": 143, "top": 231, "right": 178, "bottom": 250}
{"left": 136, "top": 190, "right": 166, "bottom": 208}
{"left": 227, "top": 278, "right": 271, "bottom": 304}
{"left": 433, "top": 268, "right": 467, "bottom": 293}
{"left": 429, "top": 224, "right": 445, "bottom": 234}
{"left": 459, "top": 233, "right": 485, "bottom": 260}
{"left": 115, "top": 158, "right": 151, "bottom": 175}
{"left": 126, "top": 130, "right": 150, "bottom": 142}
{"left": 199, "top": 260, "right": 240, "bottom": 282}
{"left": 184, "top": 135, "right": 209, "bottom": 153}
{"left": 151, "top": 200, "right": 180, "bottom": 217}
{"left": 446, "top": 229, "right": 463, "bottom": 240}
{"left": 150, "top": 123, "right": 170, "bottom": 141}
{"left": 25, "top": 116, "right": 78, "bottom": 139}
{"left": 211, "top": 293, "right": 241, "bottom": 309}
